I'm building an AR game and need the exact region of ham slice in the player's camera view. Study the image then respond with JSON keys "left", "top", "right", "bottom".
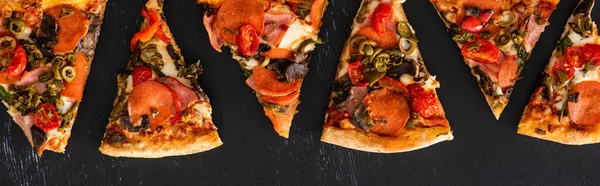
{"left": 340, "top": 86, "right": 368, "bottom": 114}
{"left": 262, "top": 12, "right": 296, "bottom": 47}
{"left": 156, "top": 77, "right": 199, "bottom": 108}
{"left": 203, "top": 14, "right": 223, "bottom": 52}
{"left": 19, "top": 66, "right": 51, "bottom": 86}
{"left": 523, "top": 14, "right": 548, "bottom": 52}
{"left": 10, "top": 112, "right": 35, "bottom": 145}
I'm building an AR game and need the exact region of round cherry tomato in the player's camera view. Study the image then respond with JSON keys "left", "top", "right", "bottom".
{"left": 565, "top": 46, "right": 585, "bottom": 68}
{"left": 237, "top": 24, "right": 260, "bottom": 56}
{"left": 584, "top": 44, "right": 600, "bottom": 66}
{"left": 407, "top": 84, "right": 439, "bottom": 119}
{"left": 5, "top": 45, "right": 27, "bottom": 78}
{"left": 371, "top": 4, "right": 392, "bottom": 34}
{"left": 461, "top": 16, "right": 483, "bottom": 34}
{"left": 34, "top": 103, "right": 61, "bottom": 132}
{"left": 552, "top": 60, "right": 575, "bottom": 79}
{"left": 461, "top": 38, "right": 499, "bottom": 64}
{"left": 347, "top": 61, "right": 368, "bottom": 86}
{"left": 132, "top": 65, "right": 153, "bottom": 86}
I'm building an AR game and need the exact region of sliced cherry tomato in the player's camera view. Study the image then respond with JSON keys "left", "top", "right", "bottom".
{"left": 371, "top": 4, "right": 392, "bottom": 34}
{"left": 478, "top": 10, "right": 494, "bottom": 24}
{"left": 34, "top": 103, "right": 61, "bottom": 132}
{"left": 583, "top": 44, "right": 600, "bottom": 66}
{"left": 378, "top": 76, "right": 408, "bottom": 96}
{"left": 407, "top": 84, "right": 439, "bottom": 119}
{"left": 565, "top": 46, "right": 586, "bottom": 68}
{"left": 461, "top": 38, "right": 499, "bottom": 64}
{"left": 552, "top": 60, "right": 575, "bottom": 79}
{"left": 347, "top": 61, "right": 368, "bottom": 86}
{"left": 237, "top": 24, "right": 260, "bottom": 56}
{"left": 132, "top": 65, "right": 153, "bottom": 86}
{"left": 5, "top": 45, "right": 26, "bottom": 78}
{"left": 461, "top": 16, "right": 483, "bottom": 34}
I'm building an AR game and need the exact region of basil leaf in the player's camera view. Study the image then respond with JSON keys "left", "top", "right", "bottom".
{"left": 0, "top": 86, "right": 12, "bottom": 105}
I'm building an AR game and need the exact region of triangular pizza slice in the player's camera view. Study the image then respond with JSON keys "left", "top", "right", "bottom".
{"left": 0, "top": 0, "right": 107, "bottom": 155}
{"left": 99, "top": 0, "right": 222, "bottom": 158}
{"left": 197, "top": 0, "right": 328, "bottom": 138}
{"left": 518, "top": 0, "right": 600, "bottom": 144}
{"left": 430, "top": 0, "right": 560, "bottom": 119}
{"left": 321, "top": 0, "right": 453, "bottom": 153}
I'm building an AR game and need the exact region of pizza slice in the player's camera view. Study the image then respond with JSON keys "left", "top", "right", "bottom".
{"left": 99, "top": 0, "right": 222, "bottom": 158}
{"left": 0, "top": 0, "right": 107, "bottom": 156}
{"left": 197, "top": 0, "right": 328, "bottom": 138}
{"left": 518, "top": 0, "right": 600, "bottom": 145}
{"left": 321, "top": 0, "right": 452, "bottom": 153}
{"left": 429, "top": 0, "right": 560, "bottom": 119}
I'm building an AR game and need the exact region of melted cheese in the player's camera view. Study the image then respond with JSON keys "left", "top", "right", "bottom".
{"left": 278, "top": 19, "right": 315, "bottom": 50}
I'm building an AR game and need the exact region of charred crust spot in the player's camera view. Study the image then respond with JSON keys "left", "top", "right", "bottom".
{"left": 534, "top": 128, "right": 546, "bottom": 135}
{"left": 108, "top": 132, "right": 126, "bottom": 143}
{"left": 140, "top": 115, "right": 150, "bottom": 129}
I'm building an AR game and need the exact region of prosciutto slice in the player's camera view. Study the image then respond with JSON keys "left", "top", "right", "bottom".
{"left": 203, "top": 14, "right": 223, "bottom": 52}
{"left": 262, "top": 12, "right": 296, "bottom": 47}
{"left": 19, "top": 66, "right": 51, "bottom": 86}
{"left": 156, "top": 77, "right": 199, "bottom": 108}
{"left": 523, "top": 14, "right": 548, "bottom": 52}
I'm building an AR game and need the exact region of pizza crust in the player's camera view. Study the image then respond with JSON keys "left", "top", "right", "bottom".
{"left": 99, "top": 130, "right": 222, "bottom": 158}
{"left": 321, "top": 126, "right": 452, "bottom": 153}
{"left": 518, "top": 120, "right": 600, "bottom": 145}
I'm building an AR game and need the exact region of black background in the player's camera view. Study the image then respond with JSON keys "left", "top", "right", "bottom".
{"left": 1, "top": 0, "right": 598, "bottom": 185}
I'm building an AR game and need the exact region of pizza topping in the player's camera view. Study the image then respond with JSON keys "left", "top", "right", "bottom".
{"left": 132, "top": 65, "right": 153, "bottom": 86}
{"left": 156, "top": 77, "right": 199, "bottom": 109}
{"left": 5, "top": 44, "right": 27, "bottom": 78}
{"left": 347, "top": 61, "right": 368, "bottom": 86}
{"left": 45, "top": 4, "right": 90, "bottom": 53}
{"left": 263, "top": 48, "right": 294, "bottom": 59}
{"left": 8, "top": 18, "right": 26, "bottom": 36}
{"left": 60, "top": 53, "right": 88, "bottom": 100}
{"left": 245, "top": 66, "right": 301, "bottom": 97}
{"left": 552, "top": 60, "right": 575, "bottom": 80}
{"left": 361, "top": 89, "right": 410, "bottom": 136}
{"left": 568, "top": 81, "right": 600, "bottom": 127}
{"left": 461, "top": 16, "right": 483, "bottom": 34}
{"left": 565, "top": 46, "right": 586, "bottom": 68}
{"left": 33, "top": 103, "right": 61, "bottom": 132}
{"left": 371, "top": 4, "right": 392, "bottom": 34}
{"left": 497, "top": 56, "right": 517, "bottom": 90}
{"left": 378, "top": 76, "right": 408, "bottom": 96}
{"left": 261, "top": 91, "right": 299, "bottom": 105}
{"left": 309, "top": 0, "right": 327, "bottom": 30}
{"left": 583, "top": 44, "right": 600, "bottom": 66}
{"left": 214, "top": 0, "right": 264, "bottom": 43}
{"left": 262, "top": 13, "right": 296, "bottom": 46}
{"left": 461, "top": 38, "right": 499, "bottom": 64}
{"left": 237, "top": 24, "right": 260, "bottom": 56}
{"left": 354, "top": 26, "right": 398, "bottom": 49}
{"left": 128, "top": 80, "right": 176, "bottom": 129}
{"left": 203, "top": 13, "right": 223, "bottom": 52}
{"left": 407, "top": 83, "right": 440, "bottom": 119}
{"left": 495, "top": 11, "right": 516, "bottom": 27}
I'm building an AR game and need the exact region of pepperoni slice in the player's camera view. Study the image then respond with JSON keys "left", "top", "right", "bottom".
{"left": 354, "top": 27, "right": 398, "bottom": 49}
{"left": 568, "top": 81, "right": 600, "bottom": 127}
{"left": 127, "top": 80, "right": 176, "bottom": 129}
{"left": 60, "top": 53, "right": 89, "bottom": 100}
{"left": 245, "top": 66, "right": 301, "bottom": 97}
{"left": 45, "top": 4, "right": 90, "bottom": 53}
{"left": 215, "top": 0, "right": 265, "bottom": 43}
{"left": 497, "top": 55, "right": 517, "bottom": 90}
{"left": 363, "top": 89, "right": 410, "bottom": 136}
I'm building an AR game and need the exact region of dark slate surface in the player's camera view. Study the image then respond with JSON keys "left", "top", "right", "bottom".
{"left": 1, "top": 0, "right": 598, "bottom": 185}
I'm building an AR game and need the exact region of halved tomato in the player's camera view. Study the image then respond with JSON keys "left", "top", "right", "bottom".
{"left": 347, "top": 61, "right": 368, "bottom": 86}
{"left": 461, "top": 38, "right": 499, "bottom": 64}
